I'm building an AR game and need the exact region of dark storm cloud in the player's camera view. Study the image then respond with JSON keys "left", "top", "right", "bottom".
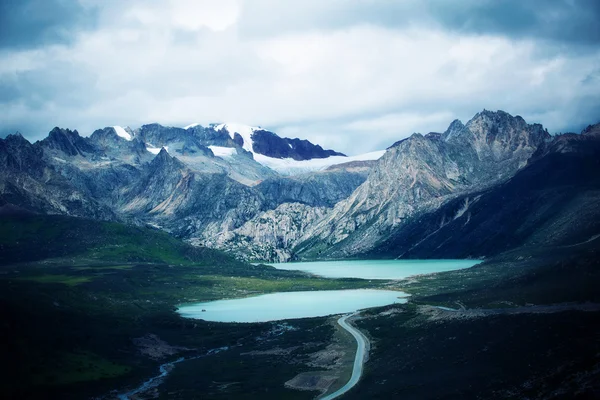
{"left": 0, "top": 0, "right": 98, "bottom": 49}
{"left": 429, "top": 0, "right": 600, "bottom": 45}
{"left": 240, "top": 0, "right": 600, "bottom": 46}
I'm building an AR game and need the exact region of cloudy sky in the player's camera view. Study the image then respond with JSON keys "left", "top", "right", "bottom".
{"left": 1, "top": 0, "right": 599, "bottom": 154}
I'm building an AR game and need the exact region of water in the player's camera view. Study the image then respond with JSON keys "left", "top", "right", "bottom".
{"left": 177, "top": 289, "right": 408, "bottom": 323}
{"left": 116, "top": 347, "right": 229, "bottom": 400}
{"left": 268, "top": 259, "right": 480, "bottom": 280}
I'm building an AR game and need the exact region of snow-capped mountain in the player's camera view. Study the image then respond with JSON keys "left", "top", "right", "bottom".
{"left": 3, "top": 110, "right": 595, "bottom": 263}
{"left": 86, "top": 121, "right": 383, "bottom": 178}
{"left": 183, "top": 122, "right": 377, "bottom": 175}
{"left": 0, "top": 120, "right": 374, "bottom": 250}
{"left": 212, "top": 111, "right": 587, "bottom": 261}
{"left": 293, "top": 110, "right": 552, "bottom": 259}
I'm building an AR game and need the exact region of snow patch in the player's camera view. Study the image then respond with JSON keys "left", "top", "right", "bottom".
{"left": 113, "top": 126, "right": 132, "bottom": 141}
{"left": 254, "top": 150, "right": 385, "bottom": 175}
{"left": 146, "top": 145, "right": 168, "bottom": 155}
{"left": 214, "top": 123, "right": 259, "bottom": 153}
{"left": 210, "top": 122, "right": 384, "bottom": 175}
{"left": 208, "top": 145, "right": 236, "bottom": 158}
{"left": 184, "top": 123, "right": 200, "bottom": 129}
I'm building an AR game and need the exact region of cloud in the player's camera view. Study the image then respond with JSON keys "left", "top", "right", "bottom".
{"left": 239, "top": 0, "right": 600, "bottom": 46}
{"left": 1, "top": 0, "right": 599, "bottom": 154}
{"left": 0, "top": 0, "right": 98, "bottom": 50}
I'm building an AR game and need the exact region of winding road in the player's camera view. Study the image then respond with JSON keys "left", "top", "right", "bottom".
{"left": 321, "top": 312, "right": 368, "bottom": 400}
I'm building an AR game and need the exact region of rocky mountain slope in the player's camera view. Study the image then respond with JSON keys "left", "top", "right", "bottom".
{"left": 361, "top": 129, "right": 600, "bottom": 259}
{"left": 207, "top": 110, "right": 564, "bottom": 261}
{"left": 3, "top": 111, "right": 598, "bottom": 263}
{"left": 256, "top": 168, "right": 369, "bottom": 209}
{"left": 0, "top": 131, "right": 116, "bottom": 220}
{"left": 197, "top": 202, "right": 329, "bottom": 262}
{"left": 292, "top": 110, "right": 551, "bottom": 259}
{"left": 0, "top": 122, "right": 371, "bottom": 252}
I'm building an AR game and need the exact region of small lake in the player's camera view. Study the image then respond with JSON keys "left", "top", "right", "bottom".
{"left": 177, "top": 289, "right": 408, "bottom": 323}
{"left": 268, "top": 259, "right": 480, "bottom": 280}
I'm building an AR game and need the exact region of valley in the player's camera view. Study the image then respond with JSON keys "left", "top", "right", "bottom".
{"left": 1, "top": 211, "right": 598, "bottom": 399}
{"left": 3, "top": 1, "right": 600, "bottom": 397}
{"left": 1, "top": 112, "right": 599, "bottom": 399}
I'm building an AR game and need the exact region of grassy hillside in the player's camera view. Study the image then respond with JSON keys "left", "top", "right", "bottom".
{"left": 344, "top": 237, "right": 600, "bottom": 399}
{"left": 2, "top": 207, "right": 599, "bottom": 398}
{"left": 0, "top": 211, "right": 243, "bottom": 267}
{"left": 0, "top": 213, "right": 378, "bottom": 399}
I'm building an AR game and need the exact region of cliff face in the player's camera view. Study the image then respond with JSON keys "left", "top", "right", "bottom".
{"left": 256, "top": 169, "right": 369, "bottom": 209}
{"left": 196, "top": 202, "right": 329, "bottom": 262}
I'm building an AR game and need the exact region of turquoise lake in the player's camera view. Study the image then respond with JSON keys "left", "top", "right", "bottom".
{"left": 177, "top": 289, "right": 408, "bottom": 323}
{"left": 178, "top": 260, "right": 477, "bottom": 322}
{"left": 268, "top": 259, "right": 481, "bottom": 280}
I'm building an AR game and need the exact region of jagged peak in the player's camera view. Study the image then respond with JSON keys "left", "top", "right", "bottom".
{"left": 448, "top": 119, "right": 464, "bottom": 129}
{"left": 150, "top": 147, "right": 187, "bottom": 171}
{"left": 387, "top": 133, "right": 426, "bottom": 149}
{"left": 582, "top": 122, "right": 600, "bottom": 136}
{"left": 443, "top": 119, "right": 466, "bottom": 141}
{"left": 425, "top": 132, "right": 443, "bottom": 141}
{"left": 139, "top": 122, "right": 187, "bottom": 131}
{"left": 47, "top": 126, "right": 83, "bottom": 140}
{"left": 3, "top": 131, "right": 32, "bottom": 145}
{"left": 156, "top": 147, "right": 171, "bottom": 159}
{"left": 39, "top": 127, "right": 96, "bottom": 157}
{"left": 6, "top": 131, "right": 26, "bottom": 140}
{"left": 467, "top": 109, "right": 516, "bottom": 124}
{"left": 464, "top": 110, "right": 549, "bottom": 138}
{"left": 150, "top": 147, "right": 185, "bottom": 169}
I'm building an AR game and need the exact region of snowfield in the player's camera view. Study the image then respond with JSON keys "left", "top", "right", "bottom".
{"left": 144, "top": 122, "right": 384, "bottom": 175}
{"left": 113, "top": 126, "right": 132, "bottom": 141}
{"left": 211, "top": 123, "right": 385, "bottom": 175}
{"left": 146, "top": 145, "right": 168, "bottom": 155}
{"left": 208, "top": 145, "right": 237, "bottom": 158}
{"left": 213, "top": 123, "right": 259, "bottom": 153}
{"left": 253, "top": 150, "right": 385, "bottom": 175}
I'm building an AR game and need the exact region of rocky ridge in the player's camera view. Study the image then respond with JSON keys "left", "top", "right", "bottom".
{"left": 0, "top": 123, "right": 367, "bottom": 256}
{"left": 292, "top": 110, "right": 550, "bottom": 259}
{"left": 3, "top": 111, "right": 596, "bottom": 263}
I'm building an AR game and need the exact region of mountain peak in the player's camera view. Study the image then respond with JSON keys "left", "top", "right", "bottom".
{"left": 582, "top": 122, "right": 600, "bottom": 137}
{"left": 49, "top": 126, "right": 76, "bottom": 137}
{"left": 213, "top": 123, "right": 259, "bottom": 153}
{"left": 146, "top": 146, "right": 187, "bottom": 174}
{"left": 442, "top": 119, "right": 466, "bottom": 142}
{"left": 155, "top": 147, "right": 171, "bottom": 161}
{"left": 478, "top": 108, "right": 510, "bottom": 116}
{"left": 41, "top": 127, "right": 94, "bottom": 156}
{"left": 184, "top": 123, "right": 202, "bottom": 130}
{"left": 5, "top": 131, "right": 29, "bottom": 144}
{"left": 449, "top": 119, "right": 464, "bottom": 128}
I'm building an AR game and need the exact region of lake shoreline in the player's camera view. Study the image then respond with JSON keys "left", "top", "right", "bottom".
{"left": 178, "top": 288, "right": 409, "bottom": 323}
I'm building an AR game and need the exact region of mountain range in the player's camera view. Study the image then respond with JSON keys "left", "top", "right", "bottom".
{"left": 1, "top": 111, "right": 599, "bottom": 262}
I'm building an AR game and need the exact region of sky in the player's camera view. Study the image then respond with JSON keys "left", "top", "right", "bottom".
{"left": 1, "top": 0, "right": 599, "bottom": 154}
